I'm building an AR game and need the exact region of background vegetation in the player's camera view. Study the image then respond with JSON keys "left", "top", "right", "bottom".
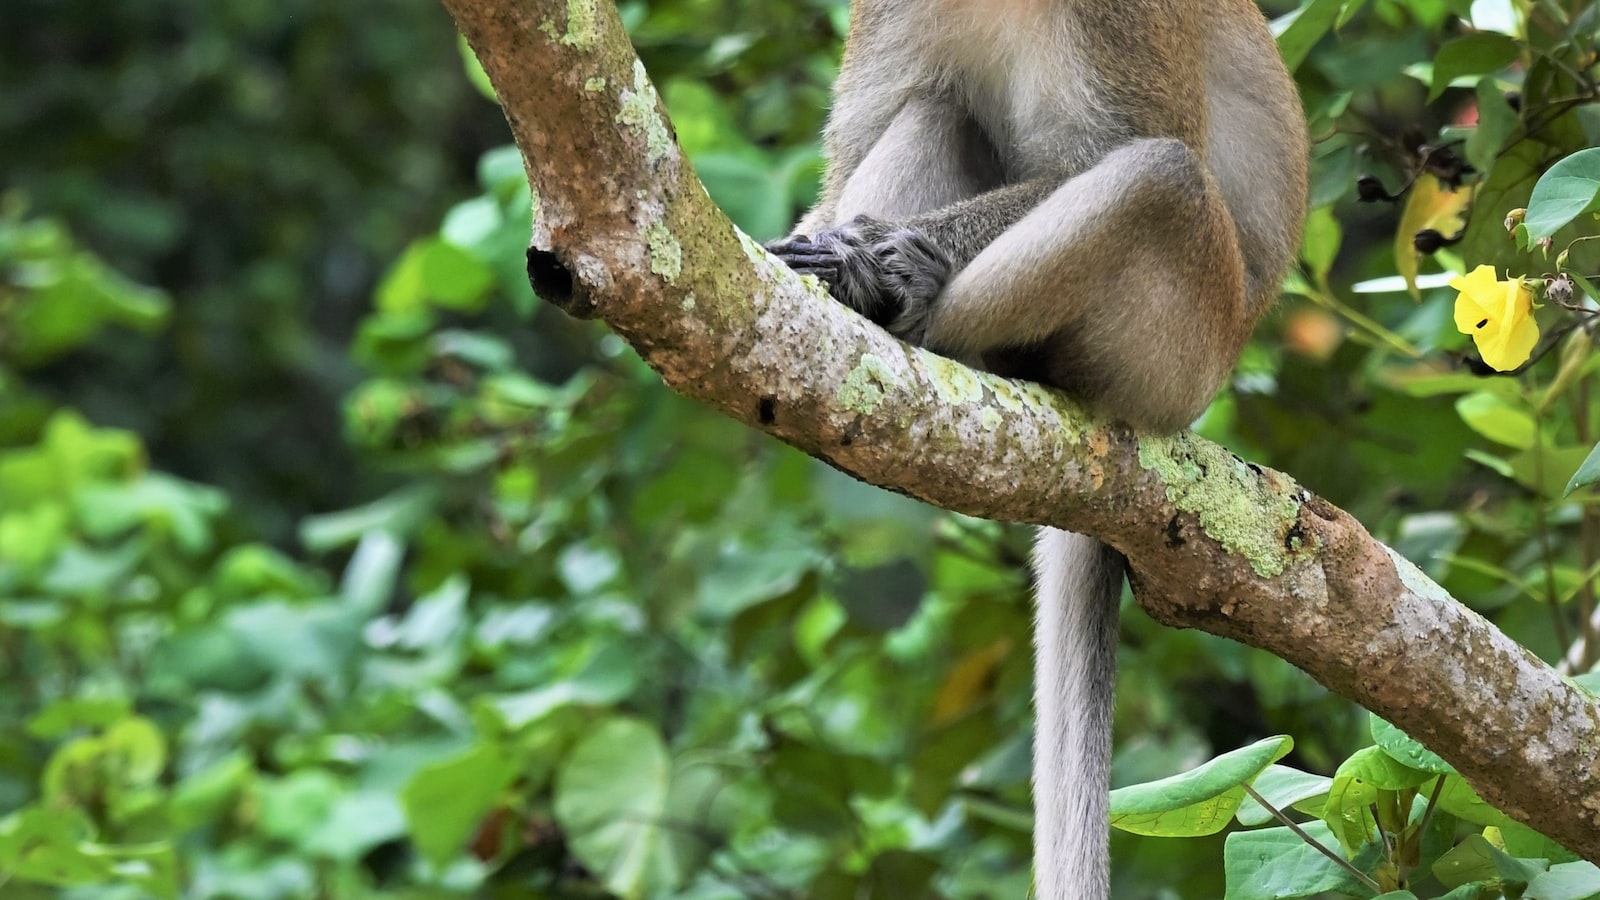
{"left": 3, "top": 0, "right": 1599, "bottom": 897}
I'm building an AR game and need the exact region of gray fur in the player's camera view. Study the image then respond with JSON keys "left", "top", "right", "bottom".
{"left": 766, "top": 1, "right": 1308, "bottom": 896}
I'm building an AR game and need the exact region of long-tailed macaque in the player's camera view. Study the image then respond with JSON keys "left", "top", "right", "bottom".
{"left": 766, "top": 2, "right": 1308, "bottom": 896}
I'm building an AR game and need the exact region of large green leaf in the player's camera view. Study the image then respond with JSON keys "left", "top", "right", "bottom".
{"left": 1525, "top": 147, "right": 1600, "bottom": 242}
{"left": 1223, "top": 821, "right": 1370, "bottom": 900}
{"left": 1320, "top": 746, "right": 1429, "bottom": 852}
{"left": 1109, "top": 736, "right": 1292, "bottom": 836}
{"left": 1429, "top": 33, "right": 1519, "bottom": 101}
{"left": 1235, "top": 764, "right": 1332, "bottom": 826}
{"left": 1274, "top": 0, "right": 1348, "bottom": 72}
{"left": 1433, "top": 833, "right": 1545, "bottom": 891}
{"left": 1456, "top": 391, "right": 1537, "bottom": 450}
{"left": 553, "top": 717, "right": 680, "bottom": 900}
{"left": 1565, "top": 440, "right": 1600, "bottom": 496}
{"left": 1370, "top": 716, "right": 1452, "bottom": 774}
{"left": 1526, "top": 860, "right": 1600, "bottom": 900}
{"left": 401, "top": 741, "right": 518, "bottom": 867}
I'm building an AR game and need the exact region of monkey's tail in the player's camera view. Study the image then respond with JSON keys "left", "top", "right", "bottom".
{"left": 1031, "top": 527, "right": 1123, "bottom": 900}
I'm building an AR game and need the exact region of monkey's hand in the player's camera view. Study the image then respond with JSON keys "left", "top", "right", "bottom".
{"left": 765, "top": 216, "right": 950, "bottom": 346}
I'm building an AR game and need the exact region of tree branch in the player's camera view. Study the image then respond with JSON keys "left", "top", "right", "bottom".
{"left": 440, "top": 0, "right": 1600, "bottom": 860}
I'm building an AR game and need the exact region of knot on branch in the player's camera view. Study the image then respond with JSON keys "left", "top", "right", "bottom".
{"left": 527, "top": 245, "right": 595, "bottom": 319}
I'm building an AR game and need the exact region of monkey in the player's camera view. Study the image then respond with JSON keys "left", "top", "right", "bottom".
{"left": 764, "top": 1, "right": 1308, "bottom": 896}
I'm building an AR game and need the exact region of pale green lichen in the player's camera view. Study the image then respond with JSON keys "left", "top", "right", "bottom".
{"left": 1383, "top": 546, "right": 1452, "bottom": 603}
{"left": 738, "top": 229, "right": 768, "bottom": 263}
{"left": 538, "top": 17, "right": 560, "bottom": 41}
{"left": 680, "top": 292, "right": 697, "bottom": 311}
{"left": 561, "top": 0, "right": 597, "bottom": 49}
{"left": 1016, "top": 381, "right": 1072, "bottom": 416}
{"left": 980, "top": 408, "right": 1003, "bottom": 432}
{"left": 989, "top": 379, "right": 1027, "bottom": 414}
{"left": 643, "top": 220, "right": 681, "bottom": 283}
{"left": 921, "top": 351, "right": 985, "bottom": 405}
{"left": 615, "top": 61, "right": 670, "bottom": 165}
{"left": 838, "top": 353, "right": 898, "bottom": 415}
{"left": 1138, "top": 432, "right": 1303, "bottom": 578}
{"left": 584, "top": 77, "right": 606, "bottom": 92}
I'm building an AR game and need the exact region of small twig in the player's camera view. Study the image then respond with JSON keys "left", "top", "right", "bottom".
{"left": 1417, "top": 775, "right": 1448, "bottom": 843}
{"left": 1243, "top": 784, "right": 1384, "bottom": 895}
{"left": 1371, "top": 802, "right": 1394, "bottom": 859}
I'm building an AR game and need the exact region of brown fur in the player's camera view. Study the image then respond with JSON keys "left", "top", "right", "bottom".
{"left": 768, "top": 3, "right": 1307, "bottom": 897}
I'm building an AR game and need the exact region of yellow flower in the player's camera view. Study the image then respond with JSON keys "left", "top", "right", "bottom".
{"left": 1451, "top": 265, "right": 1538, "bottom": 371}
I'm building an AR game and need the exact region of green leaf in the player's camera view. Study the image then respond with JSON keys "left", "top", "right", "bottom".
{"left": 1501, "top": 820, "right": 1582, "bottom": 864}
{"left": 457, "top": 35, "right": 495, "bottom": 101}
{"left": 299, "top": 485, "right": 435, "bottom": 551}
{"left": 378, "top": 237, "right": 494, "bottom": 313}
{"left": 1456, "top": 391, "right": 1537, "bottom": 449}
{"left": 1467, "top": 77, "right": 1520, "bottom": 173}
{"left": 1274, "top": 0, "right": 1347, "bottom": 73}
{"left": 1429, "top": 33, "right": 1519, "bottom": 101}
{"left": 1223, "top": 821, "right": 1371, "bottom": 900}
{"left": 0, "top": 411, "right": 142, "bottom": 508}
{"left": 222, "top": 600, "right": 366, "bottom": 680}
{"left": 1526, "top": 860, "right": 1600, "bottom": 900}
{"left": 1565, "top": 440, "right": 1600, "bottom": 495}
{"left": 1459, "top": 139, "right": 1548, "bottom": 280}
{"left": 402, "top": 741, "right": 519, "bottom": 867}
{"left": 486, "top": 639, "right": 639, "bottom": 730}
{"left": 1525, "top": 147, "right": 1600, "bottom": 242}
{"left": 557, "top": 541, "right": 624, "bottom": 597}
{"left": 1507, "top": 444, "right": 1597, "bottom": 499}
{"left": 553, "top": 717, "right": 681, "bottom": 900}
{"left": 1301, "top": 205, "right": 1342, "bottom": 284}
{"left": 1370, "top": 716, "right": 1453, "bottom": 774}
{"left": 1320, "top": 746, "right": 1430, "bottom": 852}
{"left": 694, "top": 153, "right": 792, "bottom": 241}
{"left": 696, "top": 541, "right": 821, "bottom": 619}
{"left": 1433, "top": 833, "right": 1544, "bottom": 890}
{"left": 0, "top": 217, "right": 171, "bottom": 366}
{"left": 1438, "top": 886, "right": 1496, "bottom": 900}
{"left": 75, "top": 472, "right": 227, "bottom": 553}
{"left": 255, "top": 769, "right": 344, "bottom": 845}
{"left": 1431, "top": 776, "right": 1518, "bottom": 829}
{"left": 100, "top": 717, "right": 167, "bottom": 785}
{"left": 0, "top": 805, "right": 178, "bottom": 898}
{"left": 1235, "top": 765, "right": 1332, "bottom": 826}
{"left": 383, "top": 574, "right": 469, "bottom": 651}
{"left": 304, "top": 790, "right": 407, "bottom": 861}
{"left": 1108, "top": 736, "right": 1293, "bottom": 836}
{"left": 27, "top": 695, "right": 132, "bottom": 738}
{"left": 477, "top": 144, "right": 527, "bottom": 197}
{"left": 169, "top": 753, "right": 254, "bottom": 830}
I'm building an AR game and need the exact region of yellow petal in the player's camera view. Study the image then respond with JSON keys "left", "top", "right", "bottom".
{"left": 1497, "top": 277, "right": 1528, "bottom": 325}
{"left": 1477, "top": 314, "right": 1539, "bottom": 371}
{"left": 1452, "top": 266, "right": 1501, "bottom": 334}
{"left": 1455, "top": 292, "right": 1492, "bottom": 335}
{"left": 1449, "top": 264, "right": 1500, "bottom": 295}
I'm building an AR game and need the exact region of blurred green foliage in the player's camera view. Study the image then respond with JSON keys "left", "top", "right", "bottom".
{"left": 3, "top": 0, "right": 1600, "bottom": 897}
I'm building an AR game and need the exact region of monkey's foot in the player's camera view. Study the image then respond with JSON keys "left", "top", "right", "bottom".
{"left": 765, "top": 216, "right": 950, "bottom": 346}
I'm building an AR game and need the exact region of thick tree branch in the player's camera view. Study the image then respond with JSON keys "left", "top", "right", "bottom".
{"left": 440, "top": 0, "right": 1600, "bottom": 859}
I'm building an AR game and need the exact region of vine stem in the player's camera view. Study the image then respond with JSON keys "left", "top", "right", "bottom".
{"left": 1242, "top": 784, "right": 1384, "bottom": 895}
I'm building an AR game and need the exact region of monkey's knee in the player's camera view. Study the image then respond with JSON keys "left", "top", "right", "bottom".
{"left": 1097, "top": 139, "right": 1216, "bottom": 227}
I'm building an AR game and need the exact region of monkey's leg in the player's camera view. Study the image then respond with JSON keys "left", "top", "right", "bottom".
{"left": 831, "top": 96, "right": 1001, "bottom": 224}
{"left": 766, "top": 96, "right": 999, "bottom": 327}
{"left": 923, "top": 138, "right": 1248, "bottom": 430}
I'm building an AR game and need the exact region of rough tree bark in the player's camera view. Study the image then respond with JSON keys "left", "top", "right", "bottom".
{"left": 438, "top": 0, "right": 1600, "bottom": 860}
